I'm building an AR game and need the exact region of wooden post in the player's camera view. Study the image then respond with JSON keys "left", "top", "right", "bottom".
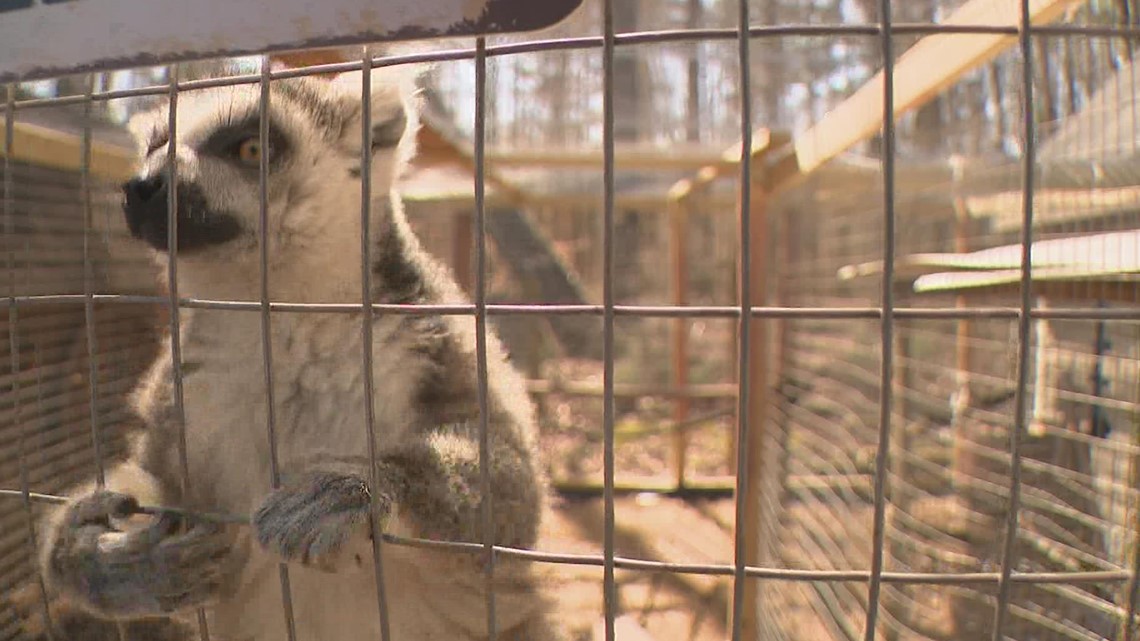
{"left": 884, "top": 307, "right": 911, "bottom": 641}
{"left": 738, "top": 181, "right": 769, "bottom": 641}
{"left": 670, "top": 198, "right": 691, "bottom": 490}
{"left": 269, "top": 49, "right": 350, "bottom": 78}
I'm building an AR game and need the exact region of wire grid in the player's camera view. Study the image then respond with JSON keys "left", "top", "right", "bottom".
{"left": 764, "top": 13, "right": 1140, "bottom": 641}
{"left": 1, "top": 3, "right": 1139, "bottom": 641}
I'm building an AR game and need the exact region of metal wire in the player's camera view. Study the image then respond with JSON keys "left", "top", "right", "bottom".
{"left": 7, "top": 23, "right": 1140, "bottom": 113}
{"left": 4, "top": 295, "right": 1140, "bottom": 321}
{"left": 1126, "top": 482, "right": 1140, "bottom": 641}
{"left": 79, "top": 73, "right": 108, "bottom": 491}
{"left": 4, "top": 81, "right": 57, "bottom": 641}
{"left": 358, "top": 47, "right": 396, "bottom": 641}
{"left": 4, "top": 9, "right": 1140, "bottom": 641}
{"left": 78, "top": 71, "right": 129, "bottom": 641}
{"left": 257, "top": 56, "right": 301, "bottom": 641}
{"left": 730, "top": 0, "right": 753, "bottom": 639}
{"left": 473, "top": 35, "right": 498, "bottom": 641}
{"left": 162, "top": 63, "right": 213, "bottom": 641}
{"left": 862, "top": 0, "right": 897, "bottom": 638}
{"left": 2, "top": 481, "right": 1137, "bottom": 584}
{"left": 600, "top": 2, "right": 618, "bottom": 640}
{"left": 991, "top": 3, "right": 1039, "bottom": 638}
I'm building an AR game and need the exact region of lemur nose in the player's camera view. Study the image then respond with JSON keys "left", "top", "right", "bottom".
{"left": 122, "top": 175, "right": 167, "bottom": 205}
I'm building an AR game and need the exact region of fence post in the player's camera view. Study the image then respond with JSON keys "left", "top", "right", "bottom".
{"left": 884, "top": 307, "right": 911, "bottom": 641}
{"left": 670, "top": 197, "right": 691, "bottom": 490}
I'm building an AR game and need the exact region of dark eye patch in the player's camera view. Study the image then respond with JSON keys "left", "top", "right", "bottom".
{"left": 201, "top": 112, "right": 292, "bottom": 168}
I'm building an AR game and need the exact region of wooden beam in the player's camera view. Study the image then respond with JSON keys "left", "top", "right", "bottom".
{"left": 791, "top": 0, "right": 1086, "bottom": 178}
{"left": 664, "top": 0, "right": 1086, "bottom": 202}
{"left": 666, "top": 129, "right": 788, "bottom": 203}
{"left": 485, "top": 145, "right": 735, "bottom": 171}
{"left": 0, "top": 121, "right": 135, "bottom": 181}
{"left": 270, "top": 49, "right": 353, "bottom": 78}
{"left": 525, "top": 379, "right": 737, "bottom": 399}
{"left": 915, "top": 277, "right": 1140, "bottom": 304}
{"left": 404, "top": 192, "right": 740, "bottom": 214}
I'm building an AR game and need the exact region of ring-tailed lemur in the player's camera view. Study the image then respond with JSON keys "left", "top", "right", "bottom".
{"left": 29, "top": 65, "right": 562, "bottom": 641}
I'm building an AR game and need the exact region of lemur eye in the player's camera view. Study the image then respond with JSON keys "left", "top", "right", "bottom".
{"left": 236, "top": 138, "right": 262, "bottom": 165}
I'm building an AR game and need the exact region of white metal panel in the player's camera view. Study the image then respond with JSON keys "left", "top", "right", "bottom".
{"left": 0, "top": 0, "right": 582, "bottom": 81}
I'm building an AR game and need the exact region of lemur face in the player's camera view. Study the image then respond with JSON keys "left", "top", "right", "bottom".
{"left": 121, "top": 70, "right": 418, "bottom": 260}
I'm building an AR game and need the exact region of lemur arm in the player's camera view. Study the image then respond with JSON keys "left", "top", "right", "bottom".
{"left": 254, "top": 420, "right": 543, "bottom": 568}
{"left": 37, "top": 456, "right": 235, "bottom": 620}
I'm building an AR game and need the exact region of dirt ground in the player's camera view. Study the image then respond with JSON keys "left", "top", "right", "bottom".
{"left": 535, "top": 494, "right": 737, "bottom": 641}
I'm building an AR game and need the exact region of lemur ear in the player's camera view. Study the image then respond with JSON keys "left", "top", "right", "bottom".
{"left": 331, "top": 65, "right": 424, "bottom": 158}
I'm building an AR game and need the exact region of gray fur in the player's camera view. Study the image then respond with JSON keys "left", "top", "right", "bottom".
{"left": 46, "top": 491, "right": 234, "bottom": 618}
{"left": 30, "top": 66, "right": 562, "bottom": 641}
{"left": 253, "top": 469, "right": 379, "bottom": 570}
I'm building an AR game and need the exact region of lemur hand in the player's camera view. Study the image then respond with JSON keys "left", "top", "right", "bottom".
{"left": 253, "top": 471, "right": 389, "bottom": 571}
{"left": 44, "top": 491, "right": 234, "bottom": 618}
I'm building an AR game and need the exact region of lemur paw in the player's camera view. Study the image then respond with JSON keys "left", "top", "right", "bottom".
{"left": 253, "top": 471, "right": 387, "bottom": 571}
{"left": 45, "top": 491, "right": 234, "bottom": 618}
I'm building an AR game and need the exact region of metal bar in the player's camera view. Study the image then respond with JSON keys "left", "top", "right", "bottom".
{"left": 79, "top": 73, "right": 107, "bottom": 489}
{"left": 731, "top": 0, "right": 754, "bottom": 638}
{"left": 473, "top": 36, "right": 498, "bottom": 641}
{"left": 600, "top": 2, "right": 618, "bottom": 641}
{"left": 863, "top": 0, "right": 897, "bottom": 637}
{"left": 991, "top": 1, "right": 1038, "bottom": 637}
{"left": 79, "top": 72, "right": 126, "bottom": 641}
{"left": 1123, "top": 326, "right": 1140, "bottom": 641}
{"left": 9, "top": 23, "right": 1140, "bottom": 114}
{"left": 4, "top": 81, "right": 56, "bottom": 641}
{"left": 358, "top": 48, "right": 395, "bottom": 641}
{"left": 163, "top": 63, "right": 213, "bottom": 641}
{"left": 0, "top": 294, "right": 1135, "bottom": 322}
{"left": 2, "top": 483, "right": 1138, "bottom": 584}
{"left": 257, "top": 56, "right": 301, "bottom": 641}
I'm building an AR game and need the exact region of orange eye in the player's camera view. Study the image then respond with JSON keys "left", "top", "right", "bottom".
{"left": 236, "top": 138, "right": 261, "bottom": 165}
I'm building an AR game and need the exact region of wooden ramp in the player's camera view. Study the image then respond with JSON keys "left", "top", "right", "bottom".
{"left": 486, "top": 208, "right": 602, "bottom": 360}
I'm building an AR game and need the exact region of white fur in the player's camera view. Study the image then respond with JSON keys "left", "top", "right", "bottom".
{"left": 39, "top": 65, "right": 554, "bottom": 641}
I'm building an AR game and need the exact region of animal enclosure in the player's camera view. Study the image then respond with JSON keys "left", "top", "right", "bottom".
{"left": 3, "top": 1, "right": 1140, "bottom": 641}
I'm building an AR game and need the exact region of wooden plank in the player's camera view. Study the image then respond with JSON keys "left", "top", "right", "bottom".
{"left": 0, "top": 122, "right": 135, "bottom": 182}
{"left": 791, "top": 0, "right": 1086, "bottom": 178}
{"left": 666, "top": 130, "right": 786, "bottom": 203}
{"left": 486, "top": 145, "right": 734, "bottom": 171}
{"left": 525, "top": 379, "right": 737, "bottom": 399}
{"left": 663, "top": 0, "right": 1085, "bottom": 202}
{"left": 271, "top": 49, "right": 354, "bottom": 78}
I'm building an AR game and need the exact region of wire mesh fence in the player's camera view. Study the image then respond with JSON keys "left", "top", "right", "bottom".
{"left": 2, "top": 1, "right": 1140, "bottom": 641}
